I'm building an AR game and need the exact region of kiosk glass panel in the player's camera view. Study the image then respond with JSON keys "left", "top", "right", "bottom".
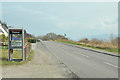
{"left": 11, "top": 34, "right": 22, "bottom": 47}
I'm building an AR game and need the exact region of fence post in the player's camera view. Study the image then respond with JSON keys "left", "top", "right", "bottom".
{"left": 25, "top": 46, "right": 26, "bottom": 60}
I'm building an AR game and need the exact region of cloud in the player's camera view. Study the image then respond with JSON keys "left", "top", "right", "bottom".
{"left": 102, "top": 18, "right": 117, "bottom": 25}
{"left": 56, "top": 21, "right": 79, "bottom": 30}
{"left": 98, "top": 18, "right": 118, "bottom": 34}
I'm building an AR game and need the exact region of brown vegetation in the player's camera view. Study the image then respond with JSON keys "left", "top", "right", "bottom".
{"left": 57, "top": 34, "right": 119, "bottom": 53}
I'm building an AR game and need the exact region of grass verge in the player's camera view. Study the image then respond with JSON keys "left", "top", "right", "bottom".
{"left": 56, "top": 40, "right": 119, "bottom": 53}
{"left": 1, "top": 50, "right": 34, "bottom": 66}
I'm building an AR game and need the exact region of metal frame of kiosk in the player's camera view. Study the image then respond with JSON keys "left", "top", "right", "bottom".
{"left": 8, "top": 28, "right": 25, "bottom": 61}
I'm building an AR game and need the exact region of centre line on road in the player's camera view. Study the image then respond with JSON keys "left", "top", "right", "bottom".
{"left": 103, "top": 62, "right": 119, "bottom": 68}
{"left": 79, "top": 54, "right": 89, "bottom": 58}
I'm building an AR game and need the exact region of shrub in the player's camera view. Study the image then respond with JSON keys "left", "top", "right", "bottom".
{"left": 90, "top": 38, "right": 103, "bottom": 45}
{"left": 27, "top": 38, "right": 37, "bottom": 43}
{"left": 1, "top": 34, "right": 7, "bottom": 42}
{"left": 79, "top": 38, "right": 89, "bottom": 44}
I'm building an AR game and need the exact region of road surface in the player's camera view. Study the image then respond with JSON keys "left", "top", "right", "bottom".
{"left": 42, "top": 41, "right": 118, "bottom": 78}
{"left": 2, "top": 43, "right": 74, "bottom": 78}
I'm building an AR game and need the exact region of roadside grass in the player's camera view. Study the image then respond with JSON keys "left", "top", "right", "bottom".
{"left": 1, "top": 49, "right": 34, "bottom": 66}
{"left": 26, "top": 50, "right": 34, "bottom": 61}
{"left": 56, "top": 40, "right": 119, "bottom": 53}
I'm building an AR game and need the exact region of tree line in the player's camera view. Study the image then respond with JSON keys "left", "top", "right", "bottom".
{"left": 37, "top": 33, "right": 68, "bottom": 41}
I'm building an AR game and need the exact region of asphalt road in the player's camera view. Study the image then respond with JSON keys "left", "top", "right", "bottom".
{"left": 2, "top": 43, "right": 73, "bottom": 78}
{"left": 42, "top": 41, "right": 118, "bottom": 78}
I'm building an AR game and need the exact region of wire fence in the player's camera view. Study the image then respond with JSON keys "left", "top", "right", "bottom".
{"left": 0, "top": 42, "right": 8, "bottom": 49}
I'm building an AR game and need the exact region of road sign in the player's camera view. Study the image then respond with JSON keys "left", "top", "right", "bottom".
{"left": 8, "top": 28, "right": 25, "bottom": 61}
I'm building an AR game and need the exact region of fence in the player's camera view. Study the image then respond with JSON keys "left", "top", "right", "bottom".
{"left": 24, "top": 43, "right": 31, "bottom": 60}
{"left": 0, "top": 42, "right": 8, "bottom": 49}
{"left": 1, "top": 42, "right": 31, "bottom": 61}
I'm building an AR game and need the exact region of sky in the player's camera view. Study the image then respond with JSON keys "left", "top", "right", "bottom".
{"left": 2, "top": 2, "right": 118, "bottom": 40}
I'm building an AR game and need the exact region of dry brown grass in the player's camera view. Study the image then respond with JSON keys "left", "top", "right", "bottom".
{"left": 56, "top": 37, "right": 119, "bottom": 52}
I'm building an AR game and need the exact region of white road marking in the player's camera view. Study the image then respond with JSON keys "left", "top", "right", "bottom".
{"left": 103, "top": 62, "right": 119, "bottom": 68}
{"left": 80, "top": 54, "right": 89, "bottom": 57}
